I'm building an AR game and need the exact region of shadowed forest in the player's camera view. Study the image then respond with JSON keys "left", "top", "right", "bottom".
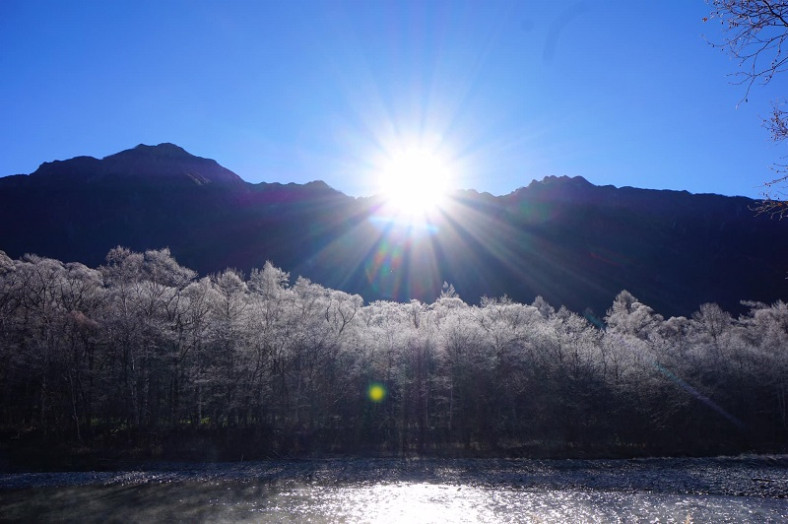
{"left": 1, "top": 247, "right": 786, "bottom": 465}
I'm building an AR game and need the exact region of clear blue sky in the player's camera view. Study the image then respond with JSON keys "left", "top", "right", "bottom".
{"left": 2, "top": 0, "right": 786, "bottom": 198}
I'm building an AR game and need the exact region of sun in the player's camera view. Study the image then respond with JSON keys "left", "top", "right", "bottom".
{"left": 377, "top": 146, "right": 452, "bottom": 220}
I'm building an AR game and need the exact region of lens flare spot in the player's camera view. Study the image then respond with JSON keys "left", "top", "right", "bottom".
{"left": 368, "top": 383, "right": 387, "bottom": 403}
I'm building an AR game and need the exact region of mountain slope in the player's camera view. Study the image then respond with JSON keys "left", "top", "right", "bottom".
{"left": 0, "top": 144, "right": 354, "bottom": 274}
{"left": 1, "top": 144, "right": 786, "bottom": 317}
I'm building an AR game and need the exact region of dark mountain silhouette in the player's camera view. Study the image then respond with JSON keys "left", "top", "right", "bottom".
{"left": 1, "top": 143, "right": 787, "bottom": 317}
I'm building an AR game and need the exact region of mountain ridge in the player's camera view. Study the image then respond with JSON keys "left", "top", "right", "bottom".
{"left": 13, "top": 143, "right": 757, "bottom": 200}
{"left": 1, "top": 143, "right": 786, "bottom": 317}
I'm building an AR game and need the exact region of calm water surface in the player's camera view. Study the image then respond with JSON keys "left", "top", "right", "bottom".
{"left": 2, "top": 457, "right": 786, "bottom": 522}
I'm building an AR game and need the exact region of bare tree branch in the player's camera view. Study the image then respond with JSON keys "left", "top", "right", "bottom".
{"left": 709, "top": 1, "right": 788, "bottom": 214}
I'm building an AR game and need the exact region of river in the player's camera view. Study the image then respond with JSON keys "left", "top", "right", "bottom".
{"left": 1, "top": 456, "right": 786, "bottom": 522}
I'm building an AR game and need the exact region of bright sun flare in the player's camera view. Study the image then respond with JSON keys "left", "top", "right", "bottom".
{"left": 378, "top": 146, "right": 452, "bottom": 219}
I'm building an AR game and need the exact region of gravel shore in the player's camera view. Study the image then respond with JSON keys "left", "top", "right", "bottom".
{"left": 2, "top": 455, "right": 787, "bottom": 498}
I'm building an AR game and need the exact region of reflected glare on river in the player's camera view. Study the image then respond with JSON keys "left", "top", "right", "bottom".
{"left": 2, "top": 457, "right": 787, "bottom": 522}
{"left": 273, "top": 483, "right": 488, "bottom": 523}
{"left": 2, "top": 480, "right": 787, "bottom": 522}
{"left": 258, "top": 483, "right": 785, "bottom": 523}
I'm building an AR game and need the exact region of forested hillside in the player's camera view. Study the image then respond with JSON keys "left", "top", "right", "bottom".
{"left": 1, "top": 248, "right": 786, "bottom": 464}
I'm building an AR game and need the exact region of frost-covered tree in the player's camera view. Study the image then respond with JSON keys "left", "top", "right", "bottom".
{"left": 1, "top": 248, "right": 786, "bottom": 456}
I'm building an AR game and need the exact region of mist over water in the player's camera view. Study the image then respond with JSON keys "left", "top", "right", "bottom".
{"left": 2, "top": 457, "right": 786, "bottom": 522}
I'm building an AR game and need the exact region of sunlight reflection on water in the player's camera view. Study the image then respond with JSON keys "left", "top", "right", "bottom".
{"left": 3, "top": 458, "right": 788, "bottom": 523}
{"left": 253, "top": 483, "right": 786, "bottom": 524}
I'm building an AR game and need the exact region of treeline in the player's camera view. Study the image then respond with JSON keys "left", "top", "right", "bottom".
{"left": 0, "top": 247, "right": 786, "bottom": 460}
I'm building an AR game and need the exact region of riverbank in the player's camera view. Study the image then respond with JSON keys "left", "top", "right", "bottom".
{"left": 5, "top": 424, "right": 782, "bottom": 475}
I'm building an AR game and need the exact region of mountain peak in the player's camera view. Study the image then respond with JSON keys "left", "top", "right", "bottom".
{"left": 529, "top": 175, "right": 593, "bottom": 188}
{"left": 100, "top": 143, "right": 244, "bottom": 186}
{"left": 23, "top": 143, "right": 245, "bottom": 188}
{"left": 104, "top": 143, "right": 202, "bottom": 163}
{"left": 126, "top": 143, "right": 192, "bottom": 158}
{"left": 503, "top": 175, "right": 596, "bottom": 202}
